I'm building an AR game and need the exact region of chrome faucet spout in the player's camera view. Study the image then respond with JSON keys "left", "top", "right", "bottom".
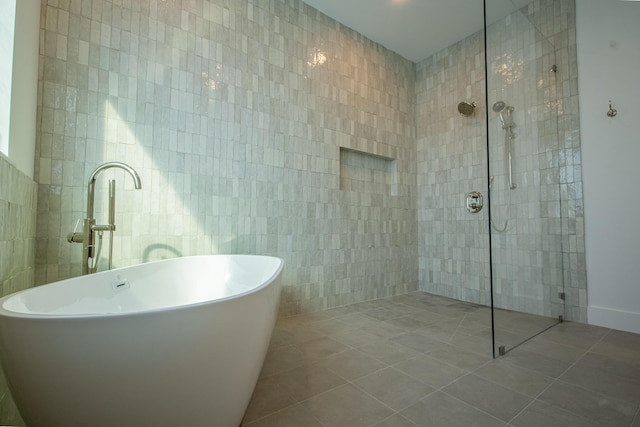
{"left": 86, "top": 162, "right": 142, "bottom": 221}
{"left": 77, "top": 162, "right": 142, "bottom": 274}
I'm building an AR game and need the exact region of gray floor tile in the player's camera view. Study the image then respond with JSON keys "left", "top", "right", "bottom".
{"left": 308, "top": 317, "right": 355, "bottom": 336}
{"left": 274, "top": 318, "right": 326, "bottom": 343}
{"left": 350, "top": 300, "right": 390, "bottom": 312}
{"left": 501, "top": 346, "right": 572, "bottom": 378}
{"left": 354, "top": 367, "right": 436, "bottom": 411}
{"left": 540, "top": 321, "right": 609, "bottom": 350}
{"left": 517, "top": 334, "right": 587, "bottom": 365}
{"left": 424, "top": 341, "right": 490, "bottom": 370}
{"left": 577, "top": 351, "right": 640, "bottom": 382}
{"left": 421, "top": 303, "right": 473, "bottom": 319}
{"left": 494, "top": 328, "right": 538, "bottom": 351}
{"left": 260, "top": 344, "right": 308, "bottom": 377}
{"left": 321, "top": 348, "right": 386, "bottom": 381}
{"left": 384, "top": 303, "right": 425, "bottom": 317}
{"left": 241, "top": 403, "right": 323, "bottom": 427}
{"left": 419, "top": 294, "right": 460, "bottom": 306}
{"left": 473, "top": 358, "right": 554, "bottom": 397}
{"left": 457, "top": 311, "right": 492, "bottom": 333}
{"left": 448, "top": 329, "right": 494, "bottom": 355}
{"left": 358, "top": 321, "right": 407, "bottom": 340}
{"left": 268, "top": 328, "right": 302, "bottom": 350}
{"left": 362, "top": 307, "right": 406, "bottom": 321}
{"left": 591, "top": 329, "right": 640, "bottom": 364}
{"left": 321, "top": 305, "right": 360, "bottom": 317}
{"left": 560, "top": 360, "right": 640, "bottom": 405}
{"left": 384, "top": 315, "right": 434, "bottom": 331}
{"left": 539, "top": 380, "right": 638, "bottom": 427}
{"left": 296, "top": 336, "right": 349, "bottom": 362}
{"left": 358, "top": 338, "right": 423, "bottom": 365}
{"left": 394, "top": 354, "right": 467, "bottom": 388}
{"left": 390, "top": 331, "right": 444, "bottom": 353}
{"left": 405, "top": 310, "right": 447, "bottom": 325}
{"left": 333, "top": 311, "right": 381, "bottom": 328}
{"left": 401, "top": 391, "right": 505, "bottom": 427}
{"left": 415, "top": 321, "right": 461, "bottom": 343}
{"left": 493, "top": 309, "right": 558, "bottom": 336}
{"left": 302, "top": 383, "right": 394, "bottom": 427}
{"left": 373, "top": 413, "right": 418, "bottom": 427}
{"left": 442, "top": 373, "right": 532, "bottom": 421}
{"left": 243, "top": 376, "right": 297, "bottom": 424}
{"left": 602, "top": 329, "right": 640, "bottom": 351}
{"left": 326, "top": 325, "right": 384, "bottom": 347}
{"left": 271, "top": 363, "right": 346, "bottom": 402}
{"left": 269, "top": 319, "right": 329, "bottom": 348}
{"left": 510, "top": 399, "right": 602, "bottom": 427}
{"left": 367, "top": 298, "right": 401, "bottom": 309}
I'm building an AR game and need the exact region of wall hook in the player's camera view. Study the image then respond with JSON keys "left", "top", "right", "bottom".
{"left": 607, "top": 100, "right": 618, "bottom": 117}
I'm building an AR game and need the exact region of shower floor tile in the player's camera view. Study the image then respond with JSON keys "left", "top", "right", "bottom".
{"left": 242, "top": 291, "right": 640, "bottom": 426}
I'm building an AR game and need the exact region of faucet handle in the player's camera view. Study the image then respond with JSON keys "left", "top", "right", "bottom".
{"left": 108, "top": 179, "right": 116, "bottom": 230}
{"left": 67, "top": 218, "right": 84, "bottom": 243}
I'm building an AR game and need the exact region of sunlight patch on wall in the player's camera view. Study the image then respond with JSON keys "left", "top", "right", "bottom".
{"left": 101, "top": 99, "right": 219, "bottom": 266}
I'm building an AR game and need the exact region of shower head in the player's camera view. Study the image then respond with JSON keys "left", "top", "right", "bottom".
{"left": 457, "top": 101, "right": 476, "bottom": 116}
{"left": 492, "top": 101, "right": 507, "bottom": 126}
{"left": 492, "top": 101, "right": 506, "bottom": 113}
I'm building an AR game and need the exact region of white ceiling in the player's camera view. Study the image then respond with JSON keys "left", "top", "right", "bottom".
{"left": 300, "top": 0, "right": 534, "bottom": 63}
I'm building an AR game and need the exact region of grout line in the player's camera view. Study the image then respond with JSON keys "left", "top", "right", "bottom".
{"left": 437, "top": 388, "right": 509, "bottom": 425}
{"left": 504, "top": 326, "right": 613, "bottom": 425}
{"left": 632, "top": 405, "right": 640, "bottom": 427}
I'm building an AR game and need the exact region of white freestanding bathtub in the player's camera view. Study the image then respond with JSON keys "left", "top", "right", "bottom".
{"left": 0, "top": 255, "right": 284, "bottom": 427}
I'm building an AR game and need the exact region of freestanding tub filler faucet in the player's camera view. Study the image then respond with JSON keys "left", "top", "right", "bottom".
{"left": 68, "top": 162, "right": 142, "bottom": 274}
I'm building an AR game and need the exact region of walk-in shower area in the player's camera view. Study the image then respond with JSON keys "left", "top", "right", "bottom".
{"left": 417, "top": 0, "right": 584, "bottom": 356}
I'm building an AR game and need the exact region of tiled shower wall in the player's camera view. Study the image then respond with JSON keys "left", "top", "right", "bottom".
{"left": 0, "top": 156, "right": 36, "bottom": 301}
{"left": 0, "top": 155, "right": 36, "bottom": 424}
{"left": 35, "top": 0, "right": 418, "bottom": 315}
{"left": 416, "top": 30, "right": 491, "bottom": 305}
{"left": 417, "top": 0, "right": 586, "bottom": 321}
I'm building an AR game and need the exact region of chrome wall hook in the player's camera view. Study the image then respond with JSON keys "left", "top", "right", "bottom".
{"left": 607, "top": 100, "right": 618, "bottom": 117}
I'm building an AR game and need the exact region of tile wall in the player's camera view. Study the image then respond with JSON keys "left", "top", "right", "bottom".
{"left": 415, "top": 30, "right": 490, "bottom": 306}
{"left": 416, "top": 0, "right": 586, "bottom": 321}
{"left": 0, "top": 156, "right": 36, "bottom": 298}
{"left": 0, "top": 154, "right": 36, "bottom": 425}
{"left": 35, "top": 0, "right": 418, "bottom": 315}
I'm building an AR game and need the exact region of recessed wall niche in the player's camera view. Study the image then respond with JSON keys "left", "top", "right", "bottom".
{"left": 339, "top": 147, "right": 398, "bottom": 196}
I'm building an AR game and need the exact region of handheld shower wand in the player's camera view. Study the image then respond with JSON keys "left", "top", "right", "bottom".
{"left": 492, "top": 101, "right": 516, "bottom": 190}
{"left": 492, "top": 101, "right": 507, "bottom": 128}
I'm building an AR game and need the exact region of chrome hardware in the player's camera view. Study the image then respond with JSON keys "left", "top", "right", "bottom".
{"left": 66, "top": 218, "right": 84, "bottom": 243}
{"left": 466, "top": 191, "right": 483, "bottom": 213}
{"left": 457, "top": 101, "right": 476, "bottom": 116}
{"left": 607, "top": 100, "right": 617, "bottom": 117}
{"left": 68, "top": 162, "right": 142, "bottom": 274}
{"left": 493, "top": 102, "right": 516, "bottom": 189}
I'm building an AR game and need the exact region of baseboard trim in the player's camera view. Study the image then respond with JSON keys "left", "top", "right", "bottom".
{"left": 588, "top": 305, "right": 640, "bottom": 334}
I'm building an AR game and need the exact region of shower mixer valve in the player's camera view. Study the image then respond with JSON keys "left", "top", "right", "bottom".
{"left": 466, "top": 191, "right": 483, "bottom": 213}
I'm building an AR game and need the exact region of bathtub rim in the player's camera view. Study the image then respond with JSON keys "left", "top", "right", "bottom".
{"left": 0, "top": 254, "right": 284, "bottom": 320}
